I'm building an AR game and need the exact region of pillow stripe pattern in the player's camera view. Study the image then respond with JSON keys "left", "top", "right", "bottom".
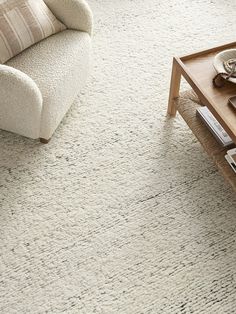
{"left": 0, "top": 0, "right": 66, "bottom": 63}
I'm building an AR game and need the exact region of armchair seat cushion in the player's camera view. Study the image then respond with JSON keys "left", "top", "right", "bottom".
{"left": 7, "top": 29, "right": 91, "bottom": 139}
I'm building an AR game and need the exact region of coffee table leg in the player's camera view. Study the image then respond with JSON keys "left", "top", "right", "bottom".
{"left": 167, "top": 58, "right": 181, "bottom": 116}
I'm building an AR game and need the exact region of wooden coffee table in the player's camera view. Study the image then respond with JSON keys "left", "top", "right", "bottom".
{"left": 167, "top": 41, "right": 236, "bottom": 191}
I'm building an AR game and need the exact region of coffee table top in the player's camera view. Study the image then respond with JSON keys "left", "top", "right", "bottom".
{"left": 176, "top": 41, "right": 236, "bottom": 143}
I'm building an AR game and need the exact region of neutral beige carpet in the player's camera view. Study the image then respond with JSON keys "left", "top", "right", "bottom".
{"left": 1, "top": 0, "right": 236, "bottom": 313}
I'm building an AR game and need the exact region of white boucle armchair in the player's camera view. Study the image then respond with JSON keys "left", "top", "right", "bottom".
{"left": 0, "top": 0, "right": 93, "bottom": 143}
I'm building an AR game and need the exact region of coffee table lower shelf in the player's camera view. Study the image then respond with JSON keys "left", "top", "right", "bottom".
{"left": 175, "top": 91, "right": 236, "bottom": 192}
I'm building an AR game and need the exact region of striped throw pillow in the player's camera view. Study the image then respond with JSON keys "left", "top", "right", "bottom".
{"left": 0, "top": 0, "right": 66, "bottom": 63}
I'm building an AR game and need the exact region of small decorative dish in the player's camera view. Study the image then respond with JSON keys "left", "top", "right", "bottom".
{"left": 213, "top": 49, "right": 236, "bottom": 84}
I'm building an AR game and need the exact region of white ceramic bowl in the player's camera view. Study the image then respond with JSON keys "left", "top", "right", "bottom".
{"left": 213, "top": 49, "right": 236, "bottom": 83}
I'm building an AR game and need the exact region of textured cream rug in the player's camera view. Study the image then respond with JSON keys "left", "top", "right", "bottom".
{"left": 1, "top": 0, "right": 236, "bottom": 313}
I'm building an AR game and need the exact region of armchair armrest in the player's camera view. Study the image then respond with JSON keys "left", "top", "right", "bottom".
{"left": 0, "top": 65, "right": 43, "bottom": 139}
{"left": 44, "top": 0, "right": 93, "bottom": 35}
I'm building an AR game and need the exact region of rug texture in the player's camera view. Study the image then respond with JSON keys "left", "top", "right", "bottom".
{"left": 1, "top": 0, "right": 236, "bottom": 313}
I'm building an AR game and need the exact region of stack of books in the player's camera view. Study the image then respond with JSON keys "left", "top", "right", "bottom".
{"left": 196, "top": 106, "right": 236, "bottom": 174}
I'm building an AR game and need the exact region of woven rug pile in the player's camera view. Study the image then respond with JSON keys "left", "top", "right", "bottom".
{"left": 1, "top": 0, "right": 236, "bottom": 313}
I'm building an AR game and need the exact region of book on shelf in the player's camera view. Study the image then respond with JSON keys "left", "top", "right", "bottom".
{"left": 225, "top": 148, "right": 236, "bottom": 174}
{"left": 196, "top": 106, "right": 233, "bottom": 147}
